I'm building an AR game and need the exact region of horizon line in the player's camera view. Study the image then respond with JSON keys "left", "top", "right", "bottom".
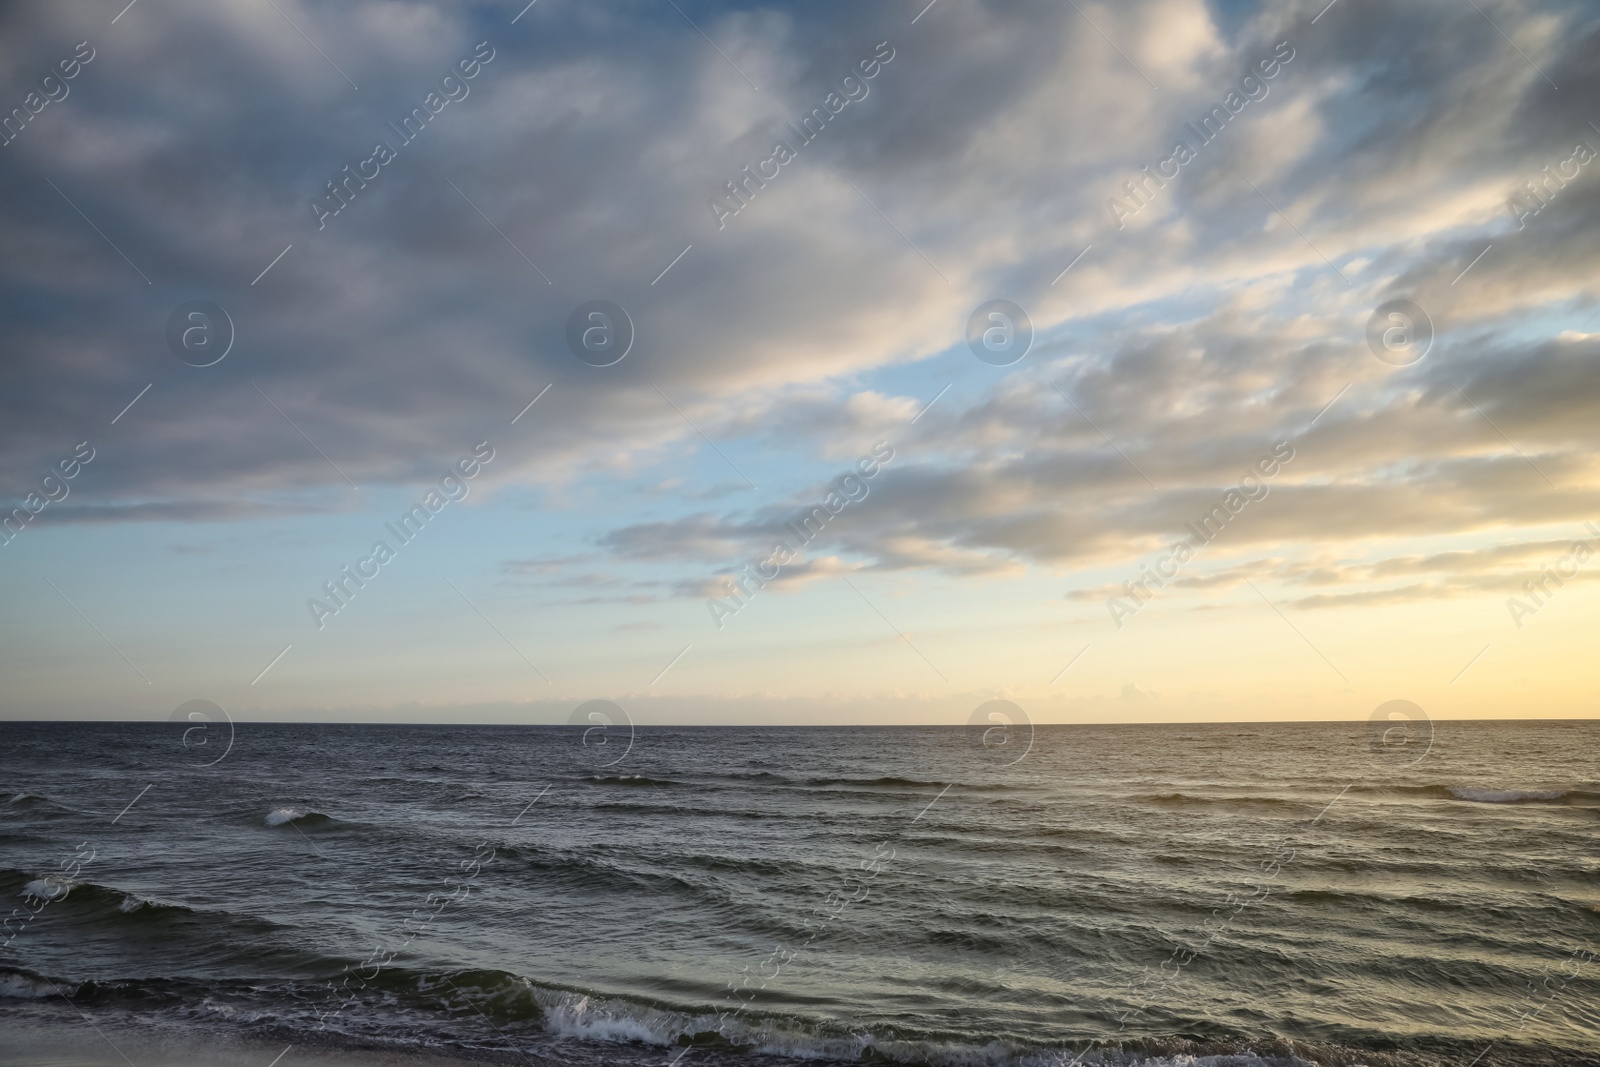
{"left": 3, "top": 715, "right": 1596, "bottom": 727}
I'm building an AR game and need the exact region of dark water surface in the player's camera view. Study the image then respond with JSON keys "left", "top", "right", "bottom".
{"left": 2, "top": 720, "right": 1598, "bottom": 1067}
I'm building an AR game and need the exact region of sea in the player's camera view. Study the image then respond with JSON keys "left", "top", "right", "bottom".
{"left": 1, "top": 719, "right": 1597, "bottom": 1067}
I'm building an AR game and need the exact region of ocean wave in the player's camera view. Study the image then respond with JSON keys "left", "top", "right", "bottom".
{"left": 365, "top": 975, "right": 1338, "bottom": 1067}
{"left": 589, "top": 801, "right": 778, "bottom": 820}
{"left": 264, "top": 807, "right": 332, "bottom": 827}
{"left": 0, "top": 959, "right": 1577, "bottom": 1067}
{"left": 488, "top": 843, "right": 711, "bottom": 899}
{"left": 540, "top": 989, "right": 681, "bottom": 1045}
{"left": 20, "top": 875, "right": 74, "bottom": 901}
{"left": 0, "top": 791, "right": 81, "bottom": 818}
{"left": 0, "top": 966, "right": 59, "bottom": 1000}
{"left": 19, "top": 876, "right": 189, "bottom": 917}
{"left": 1363, "top": 783, "right": 1600, "bottom": 806}
{"left": 1136, "top": 792, "right": 1302, "bottom": 810}
{"left": 585, "top": 775, "right": 679, "bottom": 787}
{"left": 804, "top": 775, "right": 962, "bottom": 789}
{"left": 706, "top": 771, "right": 1021, "bottom": 796}
{"left": 1448, "top": 786, "right": 1570, "bottom": 804}
{"left": 0, "top": 869, "right": 302, "bottom": 948}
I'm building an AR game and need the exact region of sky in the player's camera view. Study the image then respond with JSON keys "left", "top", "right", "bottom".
{"left": 2, "top": 0, "right": 1598, "bottom": 726}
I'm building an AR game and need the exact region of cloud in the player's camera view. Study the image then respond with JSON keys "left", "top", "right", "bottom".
{"left": 2, "top": 0, "right": 1598, "bottom": 630}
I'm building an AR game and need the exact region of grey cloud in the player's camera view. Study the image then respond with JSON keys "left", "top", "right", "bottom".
{"left": 591, "top": 304, "right": 1600, "bottom": 597}
{"left": 4, "top": 0, "right": 1600, "bottom": 621}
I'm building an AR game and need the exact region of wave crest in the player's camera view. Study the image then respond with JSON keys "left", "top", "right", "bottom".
{"left": 0, "top": 967, "right": 59, "bottom": 1000}
{"left": 1448, "top": 786, "right": 1568, "bottom": 804}
{"left": 20, "top": 875, "right": 74, "bottom": 901}
{"left": 264, "top": 807, "right": 331, "bottom": 827}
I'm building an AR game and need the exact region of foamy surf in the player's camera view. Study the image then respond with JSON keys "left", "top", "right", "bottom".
{"left": 19, "top": 876, "right": 72, "bottom": 901}
{"left": 524, "top": 982, "right": 1323, "bottom": 1067}
{"left": 264, "top": 807, "right": 319, "bottom": 827}
{"left": 0, "top": 969, "right": 57, "bottom": 1000}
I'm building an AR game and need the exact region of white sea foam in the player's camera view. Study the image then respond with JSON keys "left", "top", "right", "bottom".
{"left": 536, "top": 990, "right": 682, "bottom": 1046}
{"left": 0, "top": 970, "right": 58, "bottom": 999}
{"left": 533, "top": 985, "right": 853, "bottom": 1058}
{"left": 265, "top": 807, "right": 308, "bottom": 826}
{"left": 523, "top": 983, "right": 1322, "bottom": 1067}
{"left": 1449, "top": 786, "right": 1566, "bottom": 803}
{"left": 19, "top": 876, "right": 72, "bottom": 901}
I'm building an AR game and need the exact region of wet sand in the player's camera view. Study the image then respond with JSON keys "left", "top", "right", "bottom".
{"left": 0, "top": 1021, "right": 519, "bottom": 1067}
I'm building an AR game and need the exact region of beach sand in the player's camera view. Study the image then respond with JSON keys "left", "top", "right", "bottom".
{"left": 0, "top": 1020, "right": 518, "bottom": 1067}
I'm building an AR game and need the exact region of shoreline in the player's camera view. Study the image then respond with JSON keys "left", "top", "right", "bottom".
{"left": 0, "top": 1018, "right": 531, "bottom": 1067}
